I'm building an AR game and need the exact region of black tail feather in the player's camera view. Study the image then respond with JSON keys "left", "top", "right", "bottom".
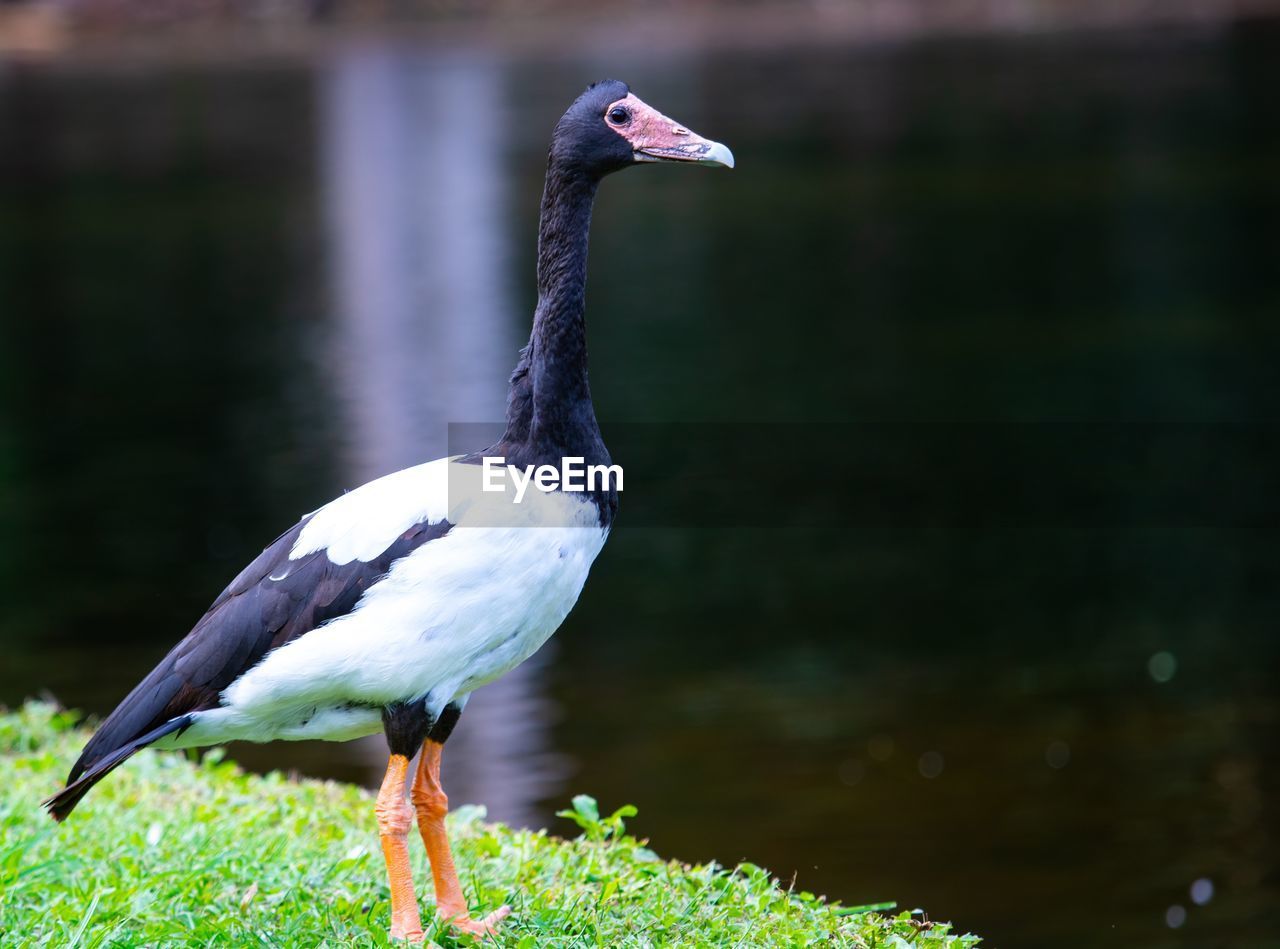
{"left": 43, "top": 716, "right": 192, "bottom": 822}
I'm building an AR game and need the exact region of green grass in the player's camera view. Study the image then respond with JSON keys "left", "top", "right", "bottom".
{"left": 0, "top": 703, "right": 980, "bottom": 947}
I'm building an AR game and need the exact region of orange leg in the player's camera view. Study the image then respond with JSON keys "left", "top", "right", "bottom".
{"left": 376, "top": 754, "right": 424, "bottom": 943}
{"left": 411, "top": 739, "right": 511, "bottom": 937}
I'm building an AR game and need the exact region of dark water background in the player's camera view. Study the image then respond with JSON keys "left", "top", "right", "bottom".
{"left": 2, "top": 23, "right": 1278, "bottom": 948}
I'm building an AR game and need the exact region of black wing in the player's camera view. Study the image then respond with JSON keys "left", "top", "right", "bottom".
{"left": 46, "top": 515, "right": 451, "bottom": 820}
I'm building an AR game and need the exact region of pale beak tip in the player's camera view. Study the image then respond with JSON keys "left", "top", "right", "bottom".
{"left": 703, "top": 141, "right": 735, "bottom": 169}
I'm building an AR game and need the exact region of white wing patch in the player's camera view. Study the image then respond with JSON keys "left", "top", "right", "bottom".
{"left": 290, "top": 456, "right": 455, "bottom": 565}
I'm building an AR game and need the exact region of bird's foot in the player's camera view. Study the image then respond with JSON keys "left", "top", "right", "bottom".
{"left": 388, "top": 922, "right": 426, "bottom": 944}
{"left": 444, "top": 904, "right": 510, "bottom": 939}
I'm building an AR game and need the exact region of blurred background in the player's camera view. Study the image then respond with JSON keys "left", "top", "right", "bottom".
{"left": 1, "top": 2, "right": 1278, "bottom": 947}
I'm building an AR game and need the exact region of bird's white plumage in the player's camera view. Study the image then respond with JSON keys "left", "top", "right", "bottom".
{"left": 162, "top": 457, "right": 608, "bottom": 749}
{"left": 290, "top": 457, "right": 454, "bottom": 565}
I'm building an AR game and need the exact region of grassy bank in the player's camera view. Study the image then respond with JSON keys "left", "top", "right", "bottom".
{"left": 0, "top": 703, "right": 980, "bottom": 947}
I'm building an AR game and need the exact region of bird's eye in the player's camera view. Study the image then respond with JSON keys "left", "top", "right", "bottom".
{"left": 607, "top": 107, "right": 631, "bottom": 126}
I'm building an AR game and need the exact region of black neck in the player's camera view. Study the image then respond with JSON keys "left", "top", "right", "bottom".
{"left": 500, "top": 160, "right": 606, "bottom": 463}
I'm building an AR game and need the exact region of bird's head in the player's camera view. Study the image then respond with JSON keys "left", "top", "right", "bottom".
{"left": 550, "top": 79, "right": 734, "bottom": 179}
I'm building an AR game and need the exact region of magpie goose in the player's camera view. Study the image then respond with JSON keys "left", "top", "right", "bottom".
{"left": 44, "top": 80, "right": 733, "bottom": 942}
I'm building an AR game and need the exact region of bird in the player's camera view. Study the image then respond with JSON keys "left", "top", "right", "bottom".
{"left": 43, "top": 79, "right": 733, "bottom": 943}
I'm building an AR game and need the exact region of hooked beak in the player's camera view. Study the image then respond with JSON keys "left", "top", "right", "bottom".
{"left": 636, "top": 138, "right": 735, "bottom": 169}
{"left": 610, "top": 93, "right": 735, "bottom": 169}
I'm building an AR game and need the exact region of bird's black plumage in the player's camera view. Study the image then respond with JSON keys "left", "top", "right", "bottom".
{"left": 460, "top": 81, "right": 633, "bottom": 528}
{"left": 46, "top": 516, "right": 453, "bottom": 820}
{"left": 381, "top": 699, "right": 464, "bottom": 758}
